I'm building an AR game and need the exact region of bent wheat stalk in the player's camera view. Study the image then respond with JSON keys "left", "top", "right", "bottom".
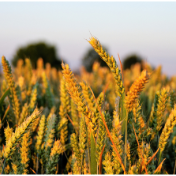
{"left": 4, "top": 108, "right": 40, "bottom": 159}
{"left": 88, "top": 37, "right": 124, "bottom": 97}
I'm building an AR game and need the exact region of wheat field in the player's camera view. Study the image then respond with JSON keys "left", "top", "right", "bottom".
{"left": 0, "top": 37, "right": 176, "bottom": 174}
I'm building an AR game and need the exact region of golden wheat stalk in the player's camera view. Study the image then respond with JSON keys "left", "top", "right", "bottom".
{"left": 61, "top": 63, "right": 92, "bottom": 124}
{"left": 60, "top": 117, "right": 68, "bottom": 150}
{"left": 156, "top": 88, "right": 168, "bottom": 131}
{"left": 11, "top": 163, "right": 18, "bottom": 174}
{"left": 125, "top": 70, "right": 149, "bottom": 112}
{"left": 60, "top": 76, "right": 70, "bottom": 114}
{"left": 1, "top": 56, "right": 21, "bottom": 120}
{"left": 4, "top": 124, "right": 13, "bottom": 145}
{"left": 89, "top": 87, "right": 126, "bottom": 174}
{"left": 20, "top": 131, "right": 30, "bottom": 174}
{"left": 4, "top": 108, "right": 40, "bottom": 159}
{"left": 18, "top": 103, "right": 29, "bottom": 125}
{"left": 36, "top": 115, "right": 46, "bottom": 152}
{"left": 29, "top": 85, "right": 38, "bottom": 113}
{"left": 46, "top": 140, "right": 63, "bottom": 174}
{"left": 159, "top": 105, "right": 176, "bottom": 153}
{"left": 103, "top": 151, "right": 114, "bottom": 174}
{"left": 112, "top": 111, "right": 123, "bottom": 174}
{"left": 80, "top": 82, "right": 99, "bottom": 139}
{"left": 88, "top": 37, "right": 124, "bottom": 97}
{"left": 70, "top": 133, "right": 81, "bottom": 171}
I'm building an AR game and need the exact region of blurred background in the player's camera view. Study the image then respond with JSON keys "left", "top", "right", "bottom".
{"left": 0, "top": 2, "right": 176, "bottom": 76}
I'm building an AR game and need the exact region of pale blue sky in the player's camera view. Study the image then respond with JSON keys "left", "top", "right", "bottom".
{"left": 0, "top": 2, "right": 176, "bottom": 76}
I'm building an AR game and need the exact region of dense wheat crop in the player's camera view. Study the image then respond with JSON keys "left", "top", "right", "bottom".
{"left": 0, "top": 37, "right": 176, "bottom": 174}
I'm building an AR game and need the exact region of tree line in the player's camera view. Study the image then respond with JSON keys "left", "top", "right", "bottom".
{"left": 11, "top": 42, "right": 144, "bottom": 71}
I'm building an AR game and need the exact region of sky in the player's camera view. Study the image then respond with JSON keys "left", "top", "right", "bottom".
{"left": 0, "top": 2, "right": 176, "bottom": 76}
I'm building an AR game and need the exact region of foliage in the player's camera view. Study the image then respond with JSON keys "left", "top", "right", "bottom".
{"left": 12, "top": 42, "right": 62, "bottom": 70}
{"left": 123, "top": 54, "right": 143, "bottom": 70}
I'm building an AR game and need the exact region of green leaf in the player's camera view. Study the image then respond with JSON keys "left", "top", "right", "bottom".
{"left": 90, "top": 132, "right": 97, "bottom": 174}
{"left": 0, "top": 88, "right": 10, "bottom": 107}
{"left": 2, "top": 105, "right": 10, "bottom": 122}
{"left": 119, "top": 92, "right": 128, "bottom": 169}
{"left": 120, "top": 92, "right": 127, "bottom": 134}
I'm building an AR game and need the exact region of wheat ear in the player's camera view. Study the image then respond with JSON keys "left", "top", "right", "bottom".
{"left": 1, "top": 56, "right": 21, "bottom": 121}
{"left": 125, "top": 70, "right": 149, "bottom": 112}
{"left": 159, "top": 105, "right": 176, "bottom": 154}
{"left": 88, "top": 37, "right": 124, "bottom": 97}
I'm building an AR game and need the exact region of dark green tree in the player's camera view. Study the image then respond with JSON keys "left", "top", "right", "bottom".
{"left": 123, "top": 54, "right": 143, "bottom": 70}
{"left": 12, "top": 42, "right": 62, "bottom": 69}
{"left": 82, "top": 48, "right": 109, "bottom": 72}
